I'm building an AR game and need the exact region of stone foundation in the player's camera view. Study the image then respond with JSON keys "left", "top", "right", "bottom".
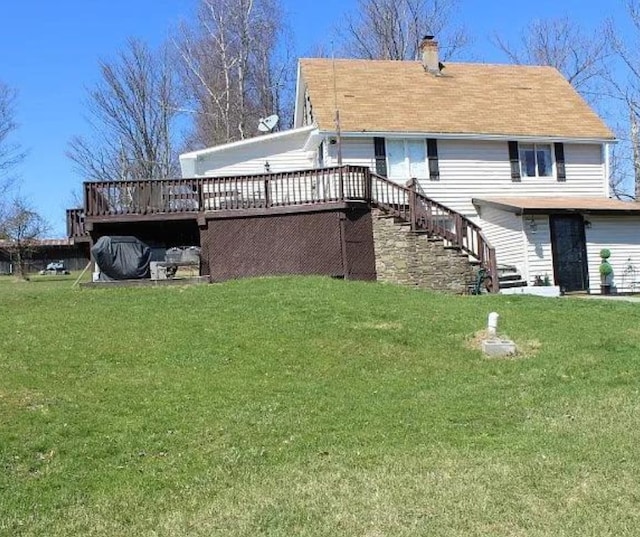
{"left": 372, "top": 209, "right": 476, "bottom": 293}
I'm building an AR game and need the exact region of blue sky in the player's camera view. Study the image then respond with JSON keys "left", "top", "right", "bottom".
{"left": 0, "top": 0, "right": 629, "bottom": 236}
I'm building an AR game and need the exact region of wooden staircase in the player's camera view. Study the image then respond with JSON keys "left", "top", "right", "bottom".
{"left": 370, "top": 173, "right": 499, "bottom": 292}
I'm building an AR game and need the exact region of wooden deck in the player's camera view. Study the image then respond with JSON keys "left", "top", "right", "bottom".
{"left": 68, "top": 165, "right": 499, "bottom": 291}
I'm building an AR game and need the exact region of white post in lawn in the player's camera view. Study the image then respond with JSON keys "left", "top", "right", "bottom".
{"left": 487, "top": 312, "right": 499, "bottom": 338}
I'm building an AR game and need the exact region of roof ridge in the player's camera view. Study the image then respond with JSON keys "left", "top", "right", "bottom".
{"left": 299, "top": 57, "right": 559, "bottom": 69}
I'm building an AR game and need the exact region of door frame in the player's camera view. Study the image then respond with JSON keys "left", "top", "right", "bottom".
{"left": 549, "top": 214, "right": 589, "bottom": 292}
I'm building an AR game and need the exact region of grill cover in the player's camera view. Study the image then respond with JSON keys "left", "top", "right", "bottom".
{"left": 92, "top": 236, "right": 151, "bottom": 280}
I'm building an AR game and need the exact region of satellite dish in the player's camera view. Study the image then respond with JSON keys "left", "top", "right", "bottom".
{"left": 258, "top": 114, "right": 279, "bottom": 132}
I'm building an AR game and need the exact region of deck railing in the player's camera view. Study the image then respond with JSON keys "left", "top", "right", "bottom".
{"left": 83, "top": 166, "right": 369, "bottom": 217}
{"left": 77, "top": 165, "right": 498, "bottom": 291}
{"left": 66, "top": 208, "right": 87, "bottom": 239}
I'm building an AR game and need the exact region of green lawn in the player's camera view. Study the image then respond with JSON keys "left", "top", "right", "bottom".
{"left": 1, "top": 276, "right": 639, "bottom": 536}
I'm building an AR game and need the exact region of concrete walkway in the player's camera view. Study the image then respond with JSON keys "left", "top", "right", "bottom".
{"left": 568, "top": 294, "right": 640, "bottom": 303}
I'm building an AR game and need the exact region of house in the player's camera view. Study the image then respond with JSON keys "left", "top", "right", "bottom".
{"left": 177, "top": 37, "right": 640, "bottom": 294}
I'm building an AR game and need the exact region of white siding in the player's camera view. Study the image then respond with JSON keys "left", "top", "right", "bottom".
{"left": 329, "top": 137, "right": 606, "bottom": 217}
{"left": 426, "top": 140, "right": 606, "bottom": 216}
{"left": 476, "top": 206, "right": 526, "bottom": 272}
{"left": 585, "top": 216, "right": 640, "bottom": 293}
{"left": 327, "top": 137, "right": 375, "bottom": 169}
{"left": 524, "top": 215, "right": 555, "bottom": 285}
{"left": 499, "top": 215, "right": 640, "bottom": 293}
{"left": 191, "top": 131, "right": 315, "bottom": 177}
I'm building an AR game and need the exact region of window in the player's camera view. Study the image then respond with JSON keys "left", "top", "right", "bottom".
{"left": 387, "top": 139, "right": 427, "bottom": 180}
{"left": 519, "top": 144, "right": 553, "bottom": 178}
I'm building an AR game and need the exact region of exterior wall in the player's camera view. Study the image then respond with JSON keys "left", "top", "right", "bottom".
{"left": 478, "top": 208, "right": 559, "bottom": 286}
{"left": 188, "top": 130, "right": 315, "bottom": 177}
{"left": 200, "top": 206, "right": 375, "bottom": 282}
{"left": 327, "top": 137, "right": 375, "bottom": 169}
{"left": 482, "top": 213, "right": 640, "bottom": 293}
{"left": 342, "top": 209, "right": 377, "bottom": 280}
{"left": 585, "top": 216, "right": 640, "bottom": 293}
{"left": 327, "top": 137, "right": 606, "bottom": 217}
{"left": 434, "top": 140, "right": 606, "bottom": 216}
{"left": 372, "top": 210, "right": 475, "bottom": 293}
{"left": 476, "top": 206, "right": 525, "bottom": 273}
{"left": 524, "top": 215, "right": 555, "bottom": 285}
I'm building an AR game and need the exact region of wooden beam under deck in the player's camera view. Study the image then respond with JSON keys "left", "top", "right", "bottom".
{"left": 199, "top": 201, "right": 368, "bottom": 222}
{"left": 85, "top": 211, "right": 200, "bottom": 231}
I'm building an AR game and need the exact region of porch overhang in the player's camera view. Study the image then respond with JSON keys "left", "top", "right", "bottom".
{"left": 473, "top": 197, "right": 640, "bottom": 216}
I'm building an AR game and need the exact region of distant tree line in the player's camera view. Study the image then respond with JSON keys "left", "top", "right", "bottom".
{"left": 4, "top": 0, "right": 640, "bottom": 198}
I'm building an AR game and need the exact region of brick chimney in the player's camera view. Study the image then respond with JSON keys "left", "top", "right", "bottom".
{"left": 420, "top": 35, "right": 441, "bottom": 75}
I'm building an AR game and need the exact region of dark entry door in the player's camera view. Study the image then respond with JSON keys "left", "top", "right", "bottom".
{"left": 549, "top": 215, "right": 589, "bottom": 292}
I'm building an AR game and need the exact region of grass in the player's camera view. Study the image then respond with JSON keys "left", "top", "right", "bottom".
{"left": 1, "top": 275, "right": 640, "bottom": 536}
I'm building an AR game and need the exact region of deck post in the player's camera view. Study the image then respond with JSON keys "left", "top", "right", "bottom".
{"left": 455, "top": 214, "right": 463, "bottom": 245}
{"left": 264, "top": 177, "right": 271, "bottom": 208}
{"left": 408, "top": 177, "right": 417, "bottom": 231}
{"left": 364, "top": 168, "right": 372, "bottom": 203}
{"left": 83, "top": 183, "right": 90, "bottom": 217}
{"left": 197, "top": 178, "right": 204, "bottom": 211}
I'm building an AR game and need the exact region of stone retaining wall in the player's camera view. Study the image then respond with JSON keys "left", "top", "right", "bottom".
{"left": 372, "top": 209, "right": 475, "bottom": 293}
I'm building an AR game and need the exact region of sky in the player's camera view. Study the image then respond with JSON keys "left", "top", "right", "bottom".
{"left": 0, "top": 0, "right": 631, "bottom": 236}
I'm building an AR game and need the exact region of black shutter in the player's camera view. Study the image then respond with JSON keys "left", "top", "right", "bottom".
{"left": 555, "top": 143, "right": 566, "bottom": 181}
{"left": 508, "top": 141, "right": 521, "bottom": 181}
{"left": 373, "top": 137, "right": 387, "bottom": 177}
{"left": 427, "top": 138, "right": 440, "bottom": 181}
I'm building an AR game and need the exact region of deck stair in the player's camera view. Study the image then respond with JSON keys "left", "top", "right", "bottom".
{"left": 370, "top": 173, "right": 499, "bottom": 292}
{"left": 497, "top": 265, "right": 528, "bottom": 290}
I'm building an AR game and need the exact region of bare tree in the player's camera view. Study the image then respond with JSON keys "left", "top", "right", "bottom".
{"left": 0, "top": 198, "right": 48, "bottom": 280}
{"left": 174, "top": 0, "right": 294, "bottom": 148}
{"left": 608, "top": 140, "right": 635, "bottom": 200}
{"left": 0, "top": 82, "right": 25, "bottom": 196}
{"left": 338, "top": 0, "right": 469, "bottom": 61}
{"left": 494, "top": 17, "right": 610, "bottom": 98}
{"left": 495, "top": 17, "right": 625, "bottom": 195}
{"left": 604, "top": 2, "right": 640, "bottom": 199}
{"left": 67, "top": 39, "right": 180, "bottom": 182}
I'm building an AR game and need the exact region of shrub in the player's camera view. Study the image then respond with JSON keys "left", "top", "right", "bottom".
{"left": 600, "top": 262, "right": 613, "bottom": 277}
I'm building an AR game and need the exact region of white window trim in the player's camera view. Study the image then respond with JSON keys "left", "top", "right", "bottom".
{"left": 385, "top": 138, "right": 428, "bottom": 180}
{"left": 519, "top": 143, "right": 555, "bottom": 179}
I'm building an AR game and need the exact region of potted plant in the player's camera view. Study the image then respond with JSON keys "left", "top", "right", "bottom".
{"left": 599, "top": 249, "right": 613, "bottom": 295}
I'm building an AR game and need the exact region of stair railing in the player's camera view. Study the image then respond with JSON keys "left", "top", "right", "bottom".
{"left": 369, "top": 171, "right": 499, "bottom": 292}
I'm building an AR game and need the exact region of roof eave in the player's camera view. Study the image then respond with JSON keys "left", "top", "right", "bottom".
{"left": 473, "top": 197, "right": 640, "bottom": 215}
{"left": 179, "top": 125, "right": 318, "bottom": 161}
{"left": 319, "top": 130, "right": 616, "bottom": 144}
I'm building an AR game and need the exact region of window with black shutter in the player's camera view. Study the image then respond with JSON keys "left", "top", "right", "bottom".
{"left": 427, "top": 139, "right": 440, "bottom": 181}
{"left": 373, "top": 137, "right": 387, "bottom": 177}
{"left": 508, "top": 141, "right": 521, "bottom": 181}
{"left": 555, "top": 143, "right": 566, "bottom": 181}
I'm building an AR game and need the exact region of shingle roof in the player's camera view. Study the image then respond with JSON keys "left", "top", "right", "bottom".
{"left": 299, "top": 59, "right": 614, "bottom": 140}
{"left": 473, "top": 197, "right": 640, "bottom": 214}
